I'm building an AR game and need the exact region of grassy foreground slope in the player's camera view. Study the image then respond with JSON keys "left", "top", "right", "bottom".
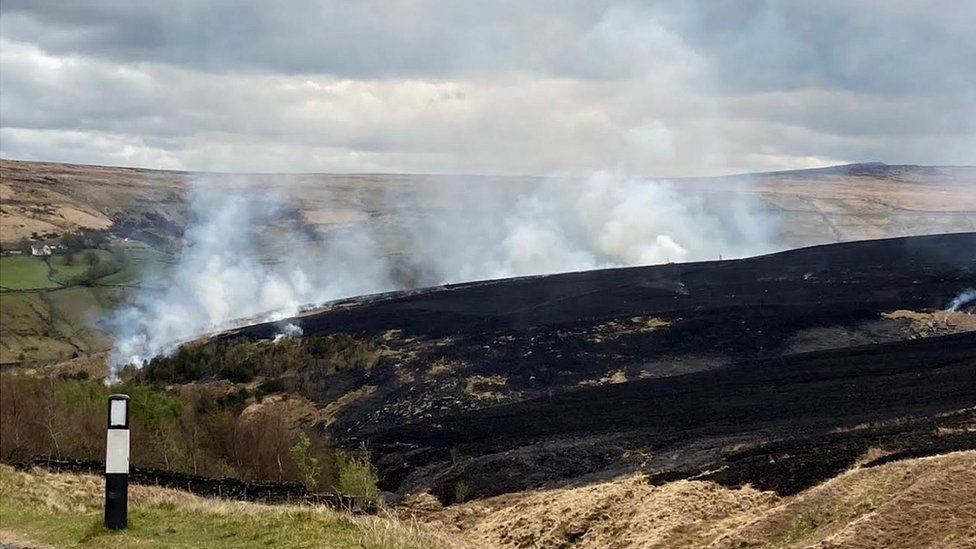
{"left": 3, "top": 452, "right": 973, "bottom": 548}
{"left": 0, "top": 464, "right": 457, "bottom": 549}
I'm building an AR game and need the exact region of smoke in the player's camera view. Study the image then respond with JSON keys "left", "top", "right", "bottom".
{"left": 948, "top": 289, "right": 976, "bottom": 312}
{"left": 108, "top": 179, "right": 393, "bottom": 375}
{"left": 109, "top": 171, "right": 778, "bottom": 375}
{"left": 273, "top": 323, "right": 304, "bottom": 343}
{"left": 399, "top": 171, "right": 778, "bottom": 284}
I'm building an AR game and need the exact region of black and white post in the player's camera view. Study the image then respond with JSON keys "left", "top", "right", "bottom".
{"left": 105, "top": 394, "right": 130, "bottom": 530}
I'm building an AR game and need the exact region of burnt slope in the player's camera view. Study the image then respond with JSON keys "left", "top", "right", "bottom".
{"left": 218, "top": 233, "right": 976, "bottom": 500}
{"left": 366, "top": 332, "right": 976, "bottom": 500}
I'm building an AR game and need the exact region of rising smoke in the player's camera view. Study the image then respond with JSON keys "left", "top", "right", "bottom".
{"left": 948, "top": 288, "right": 976, "bottom": 312}
{"left": 399, "top": 172, "right": 777, "bottom": 283}
{"left": 109, "top": 172, "right": 778, "bottom": 375}
{"left": 108, "top": 180, "right": 394, "bottom": 374}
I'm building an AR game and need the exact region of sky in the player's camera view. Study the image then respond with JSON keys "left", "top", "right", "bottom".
{"left": 1, "top": 0, "right": 974, "bottom": 177}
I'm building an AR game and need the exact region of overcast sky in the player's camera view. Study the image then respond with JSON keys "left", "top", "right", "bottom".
{"left": 1, "top": 1, "right": 974, "bottom": 176}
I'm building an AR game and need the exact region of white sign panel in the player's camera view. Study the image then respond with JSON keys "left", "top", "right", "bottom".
{"left": 110, "top": 400, "right": 126, "bottom": 426}
{"left": 105, "top": 429, "right": 130, "bottom": 474}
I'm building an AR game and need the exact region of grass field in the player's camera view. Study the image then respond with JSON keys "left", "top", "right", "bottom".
{"left": 0, "top": 465, "right": 454, "bottom": 549}
{"left": 48, "top": 249, "right": 115, "bottom": 285}
{"left": 0, "top": 256, "right": 59, "bottom": 291}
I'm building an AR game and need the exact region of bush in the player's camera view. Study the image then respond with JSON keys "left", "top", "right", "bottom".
{"left": 0, "top": 373, "right": 336, "bottom": 489}
{"left": 83, "top": 251, "right": 100, "bottom": 266}
{"left": 290, "top": 433, "right": 321, "bottom": 491}
{"left": 334, "top": 446, "right": 380, "bottom": 505}
{"left": 257, "top": 377, "right": 286, "bottom": 396}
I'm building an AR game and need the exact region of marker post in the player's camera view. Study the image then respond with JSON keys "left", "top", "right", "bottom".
{"left": 105, "top": 394, "right": 130, "bottom": 530}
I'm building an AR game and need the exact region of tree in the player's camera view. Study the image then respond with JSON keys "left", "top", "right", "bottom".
{"left": 83, "top": 251, "right": 100, "bottom": 267}
{"left": 289, "top": 433, "right": 320, "bottom": 491}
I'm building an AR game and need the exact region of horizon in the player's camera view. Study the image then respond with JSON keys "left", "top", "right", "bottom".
{"left": 3, "top": 156, "right": 974, "bottom": 181}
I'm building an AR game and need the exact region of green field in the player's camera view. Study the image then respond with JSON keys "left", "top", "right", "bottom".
{"left": 0, "top": 256, "right": 59, "bottom": 291}
{"left": 48, "top": 249, "right": 115, "bottom": 284}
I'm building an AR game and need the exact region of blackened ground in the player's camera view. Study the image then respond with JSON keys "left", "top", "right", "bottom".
{"left": 365, "top": 332, "right": 975, "bottom": 502}
{"left": 221, "top": 233, "right": 976, "bottom": 501}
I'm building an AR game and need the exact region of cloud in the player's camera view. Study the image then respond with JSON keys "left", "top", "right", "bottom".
{"left": 1, "top": 1, "right": 973, "bottom": 175}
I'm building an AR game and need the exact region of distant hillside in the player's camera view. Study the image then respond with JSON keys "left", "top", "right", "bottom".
{"left": 3, "top": 159, "right": 974, "bottom": 250}
{"left": 1, "top": 158, "right": 974, "bottom": 366}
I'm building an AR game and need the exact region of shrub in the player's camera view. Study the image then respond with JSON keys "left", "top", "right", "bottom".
{"left": 257, "top": 377, "right": 286, "bottom": 396}
{"left": 0, "top": 373, "right": 336, "bottom": 489}
{"left": 334, "top": 446, "right": 380, "bottom": 505}
{"left": 290, "top": 433, "right": 321, "bottom": 491}
{"left": 83, "top": 251, "right": 100, "bottom": 266}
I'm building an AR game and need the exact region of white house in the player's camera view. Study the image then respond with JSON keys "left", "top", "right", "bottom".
{"left": 31, "top": 244, "right": 53, "bottom": 256}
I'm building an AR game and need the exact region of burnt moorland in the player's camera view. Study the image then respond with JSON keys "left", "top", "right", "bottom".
{"left": 211, "top": 233, "right": 976, "bottom": 502}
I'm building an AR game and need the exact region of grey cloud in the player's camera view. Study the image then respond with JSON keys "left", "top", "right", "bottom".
{"left": 0, "top": 1, "right": 608, "bottom": 77}
{"left": 1, "top": 1, "right": 974, "bottom": 174}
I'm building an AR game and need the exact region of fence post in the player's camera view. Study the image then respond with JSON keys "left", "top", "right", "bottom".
{"left": 105, "top": 394, "right": 130, "bottom": 530}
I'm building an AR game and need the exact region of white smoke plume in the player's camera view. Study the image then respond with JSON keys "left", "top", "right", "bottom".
{"left": 108, "top": 179, "right": 394, "bottom": 375}
{"left": 273, "top": 323, "right": 304, "bottom": 343}
{"left": 948, "top": 288, "right": 976, "bottom": 312}
{"left": 399, "top": 172, "right": 778, "bottom": 284}
{"left": 109, "top": 171, "right": 778, "bottom": 375}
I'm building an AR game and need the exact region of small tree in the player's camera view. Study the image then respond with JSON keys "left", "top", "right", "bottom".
{"left": 334, "top": 446, "right": 379, "bottom": 505}
{"left": 289, "top": 432, "right": 320, "bottom": 491}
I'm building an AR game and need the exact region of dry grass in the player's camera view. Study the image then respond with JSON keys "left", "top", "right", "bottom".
{"left": 882, "top": 310, "right": 976, "bottom": 338}
{"left": 577, "top": 369, "right": 629, "bottom": 387}
{"left": 463, "top": 375, "right": 513, "bottom": 402}
{"left": 709, "top": 451, "right": 976, "bottom": 548}
{"left": 421, "top": 451, "right": 976, "bottom": 549}
{"left": 583, "top": 316, "right": 670, "bottom": 343}
{"left": 0, "top": 464, "right": 463, "bottom": 548}
{"left": 429, "top": 475, "right": 778, "bottom": 548}
{"left": 321, "top": 385, "right": 378, "bottom": 427}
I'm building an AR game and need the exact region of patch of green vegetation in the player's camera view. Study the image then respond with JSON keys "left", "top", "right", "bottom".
{"left": 0, "top": 256, "right": 59, "bottom": 291}
{"left": 48, "top": 249, "right": 115, "bottom": 284}
{"left": 334, "top": 447, "right": 381, "bottom": 506}
{"left": 144, "top": 334, "right": 382, "bottom": 392}
{"left": 290, "top": 433, "right": 322, "bottom": 491}
{"left": 0, "top": 465, "right": 441, "bottom": 549}
{"left": 0, "top": 292, "right": 72, "bottom": 364}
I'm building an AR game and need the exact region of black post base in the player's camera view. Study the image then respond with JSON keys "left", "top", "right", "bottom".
{"left": 104, "top": 473, "right": 128, "bottom": 530}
